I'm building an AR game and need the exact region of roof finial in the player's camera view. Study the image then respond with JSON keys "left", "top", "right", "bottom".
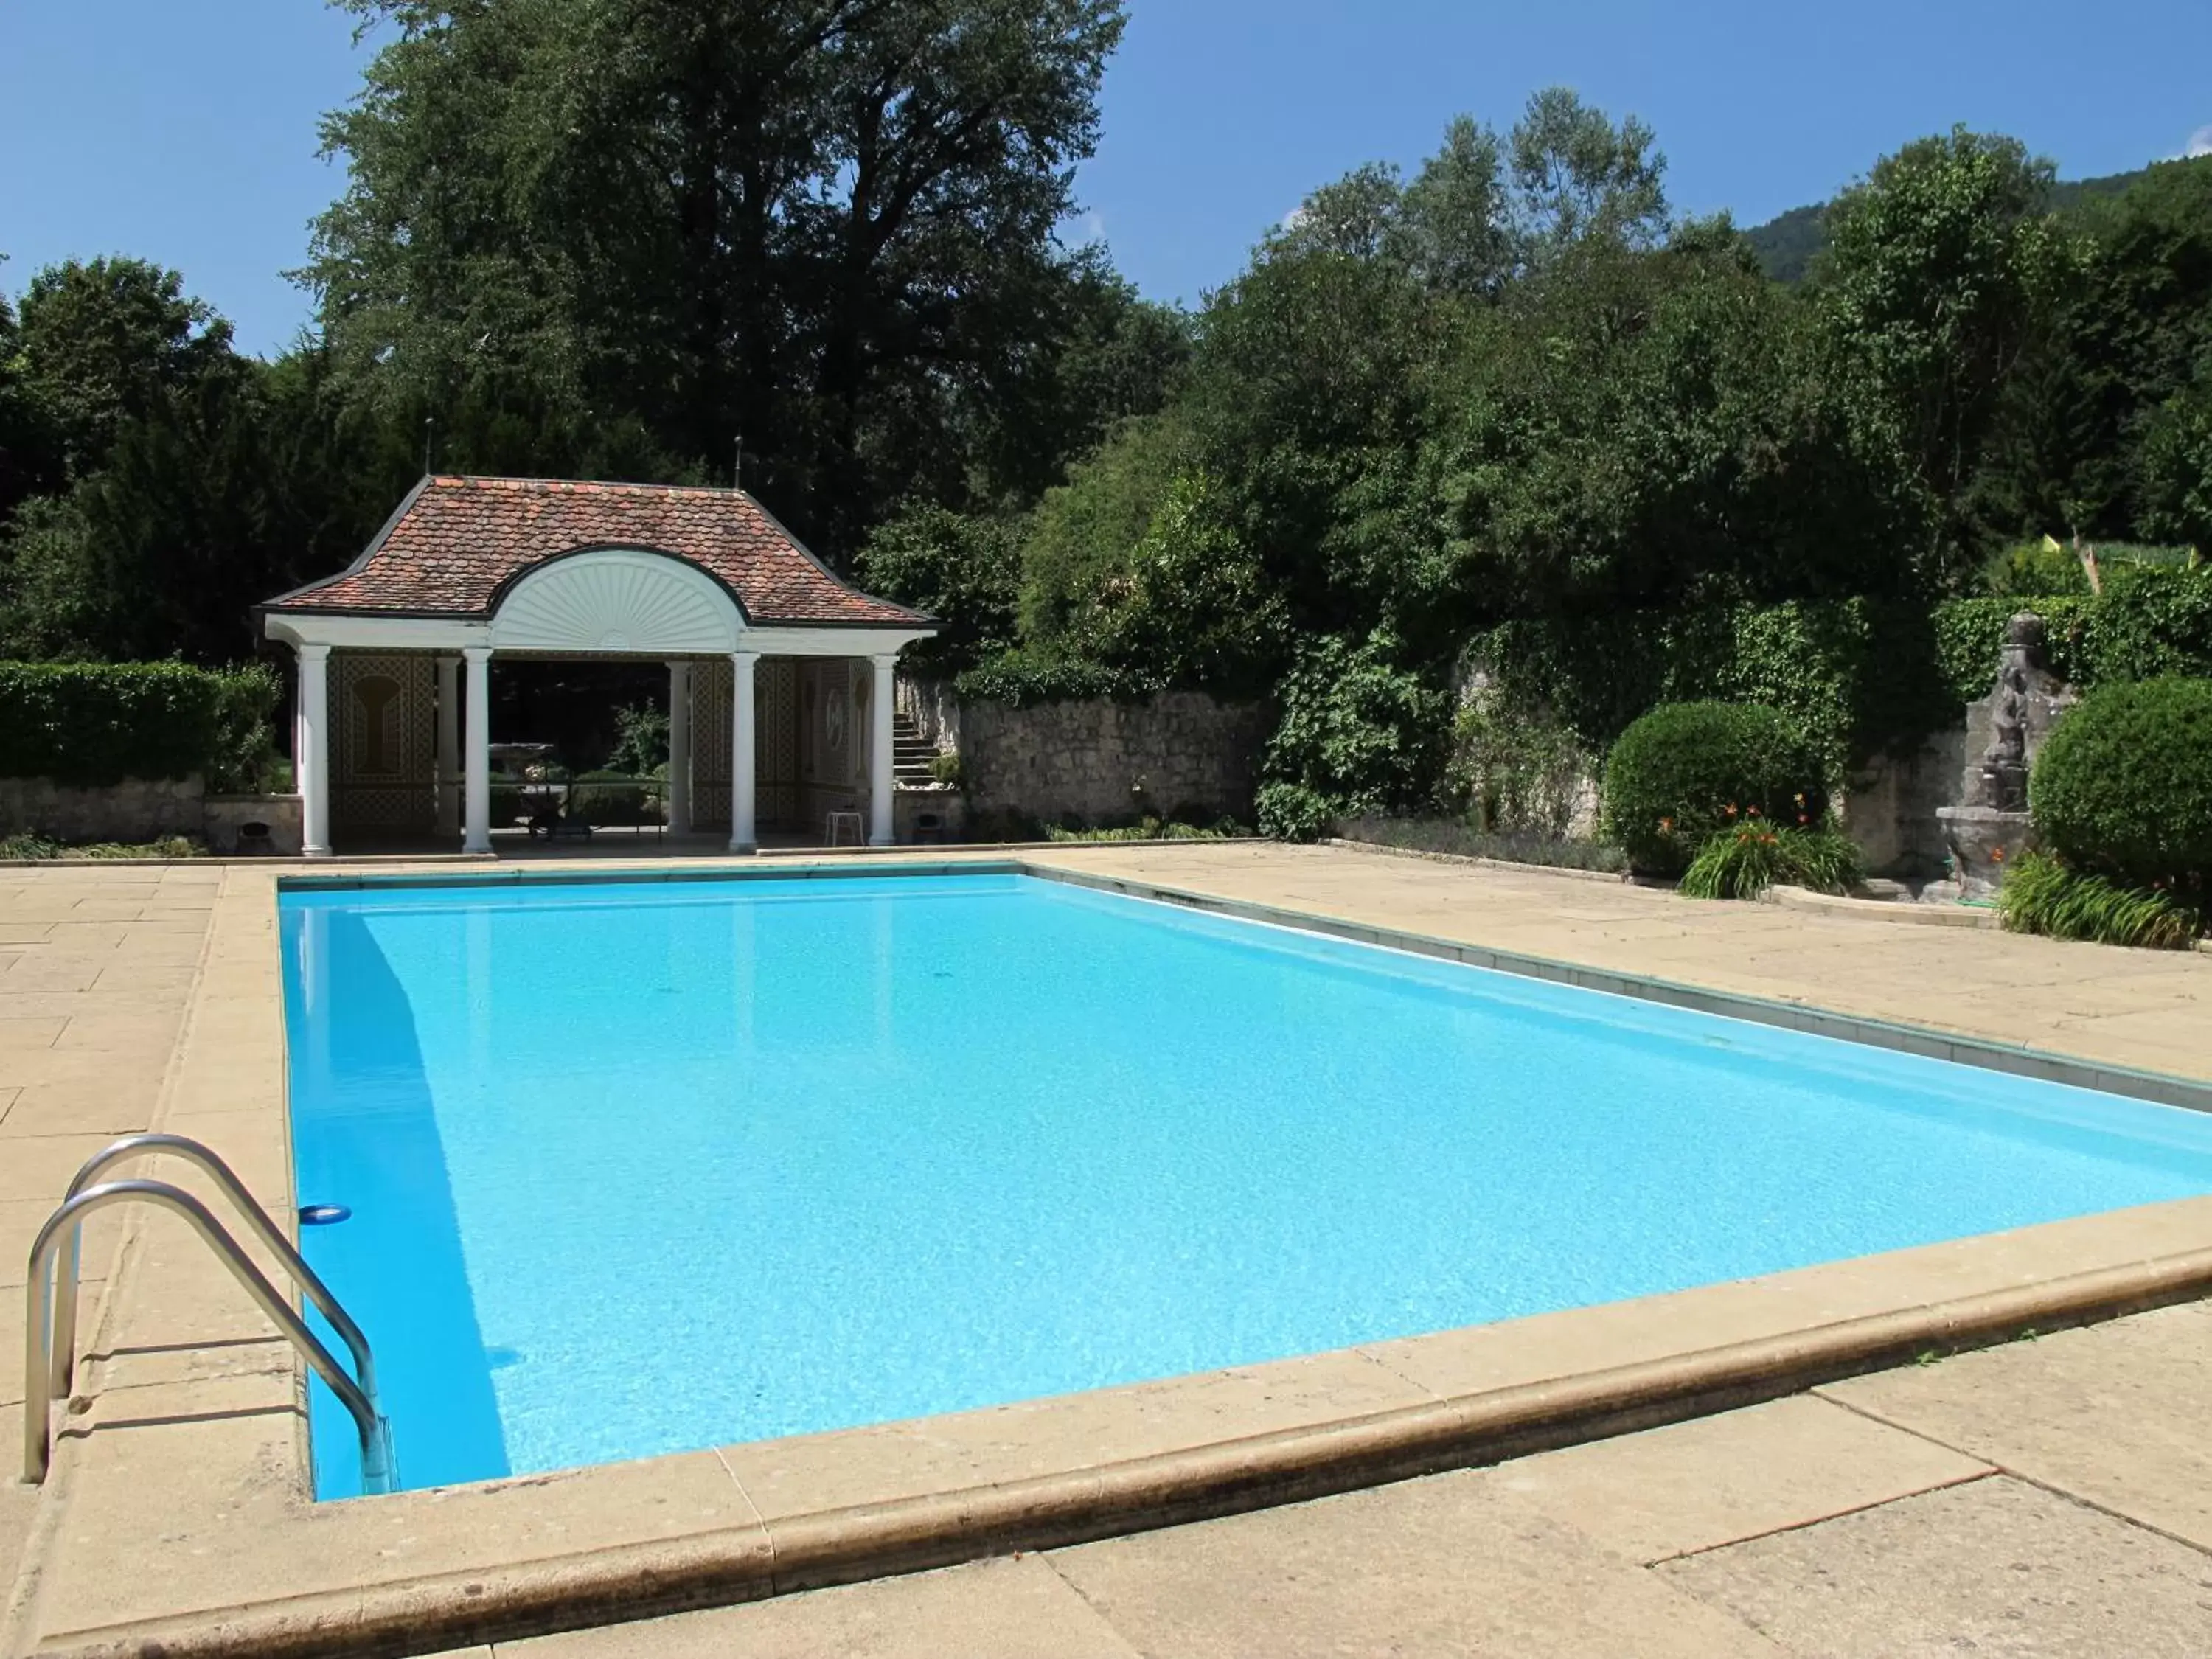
{"left": 422, "top": 416, "right": 437, "bottom": 479}
{"left": 733, "top": 433, "right": 743, "bottom": 492}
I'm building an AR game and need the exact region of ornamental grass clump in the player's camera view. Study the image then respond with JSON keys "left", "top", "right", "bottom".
{"left": 1678, "top": 816, "right": 1863, "bottom": 901}
{"left": 1997, "top": 849, "right": 2202, "bottom": 950}
{"left": 1600, "top": 701, "right": 1830, "bottom": 877}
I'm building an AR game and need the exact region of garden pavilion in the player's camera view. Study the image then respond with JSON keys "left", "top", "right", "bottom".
{"left": 258, "top": 476, "right": 936, "bottom": 858}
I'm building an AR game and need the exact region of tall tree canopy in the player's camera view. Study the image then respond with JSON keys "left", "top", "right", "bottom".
{"left": 308, "top": 0, "right": 1141, "bottom": 558}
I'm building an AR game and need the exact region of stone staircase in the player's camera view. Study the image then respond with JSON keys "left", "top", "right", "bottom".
{"left": 893, "top": 712, "right": 942, "bottom": 786}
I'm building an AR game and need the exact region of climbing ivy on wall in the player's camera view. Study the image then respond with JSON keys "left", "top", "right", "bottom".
{"left": 1470, "top": 567, "right": 2212, "bottom": 782}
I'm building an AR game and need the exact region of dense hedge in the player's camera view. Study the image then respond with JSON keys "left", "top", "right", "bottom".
{"left": 1472, "top": 599, "right": 1953, "bottom": 776}
{"left": 1601, "top": 702, "right": 1829, "bottom": 877}
{"left": 2029, "top": 678, "right": 2212, "bottom": 893}
{"left": 0, "top": 661, "right": 279, "bottom": 790}
{"left": 1468, "top": 566, "right": 2212, "bottom": 776}
{"left": 1929, "top": 597, "right": 2094, "bottom": 706}
{"left": 952, "top": 650, "right": 1161, "bottom": 707}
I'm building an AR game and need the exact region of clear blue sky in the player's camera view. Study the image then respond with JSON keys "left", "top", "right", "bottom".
{"left": 5, "top": 1, "right": 2210, "bottom": 357}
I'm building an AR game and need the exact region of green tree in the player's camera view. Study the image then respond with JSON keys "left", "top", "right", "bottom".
{"left": 13, "top": 257, "right": 234, "bottom": 481}
{"left": 1048, "top": 470, "right": 1287, "bottom": 692}
{"left": 1813, "top": 128, "right": 2079, "bottom": 587}
{"left": 312, "top": 0, "right": 1127, "bottom": 560}
{"left": 1017, "top": 408, "right": 1194, "bottom": 644}
{"left": 1506, "top": 86, "right": 1669, "bottom": 260}
{"left": 855, "top": 503, "right": 1023, "bottom": 675}
{"left": 2138, "top": 381, "right": 2212, "bottom": 555}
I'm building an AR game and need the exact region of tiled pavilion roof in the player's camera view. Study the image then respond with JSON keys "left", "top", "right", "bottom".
{"left": 262, "top": 476, "right": 928, "bottom": 627}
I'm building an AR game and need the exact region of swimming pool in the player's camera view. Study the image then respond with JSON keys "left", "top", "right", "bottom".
{"left": 279, "top": 869, "right": 2212, "bottom": 1499}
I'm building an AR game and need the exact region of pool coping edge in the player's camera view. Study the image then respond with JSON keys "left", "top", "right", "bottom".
{"left": 24, "top": 1228, "right": 2212, "bottom": 1659}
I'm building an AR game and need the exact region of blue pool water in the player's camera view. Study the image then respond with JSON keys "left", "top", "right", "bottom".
{"left": 280, "top": 871, "right": 2212, "bottom": 1498}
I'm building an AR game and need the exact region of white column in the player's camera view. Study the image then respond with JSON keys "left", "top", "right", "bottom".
{"left": 435, "top": 655, "right": 461, "bottom": 839}
{"left": 463, "top": 645, "right": 493, "bottom": 855}
{"left": 729, "top": 649, "right": 759, "bottom": 852}
{"left": 869, "top": 653, "right": 897, "bottom": 846}
{"left": 667, "top": 661, "right": 693, "bottom": 835}
{"left": 297, "top": 643, "right": 331, "bottom": 858}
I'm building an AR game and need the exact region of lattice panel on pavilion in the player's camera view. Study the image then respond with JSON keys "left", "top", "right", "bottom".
{"left": 687, "top": 656, "right": 799, "bottom": 831}
{"left": 332, "top": 652, "right": 436, "bottom": 834}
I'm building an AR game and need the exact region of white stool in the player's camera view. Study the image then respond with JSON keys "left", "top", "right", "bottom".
{"left": 824, "top": 810, "right": 865, "bottom": 847}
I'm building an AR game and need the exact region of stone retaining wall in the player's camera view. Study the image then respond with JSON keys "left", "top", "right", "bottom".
{"left": 960, "top": 693, "right": 1269, "bottom": 827}
{"left": 0, "top": 776, "right": 302, "bottom": 852}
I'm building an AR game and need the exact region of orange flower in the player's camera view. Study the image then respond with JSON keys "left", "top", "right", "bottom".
{"left": 1658, "top": 816, "right": 1674, "bottom": 833}
{"left": 1724, "top": 803, "right": 1739, "bottom": 818}
{"left": 1992, "top": 846, "right": 2006, "bottom": 863}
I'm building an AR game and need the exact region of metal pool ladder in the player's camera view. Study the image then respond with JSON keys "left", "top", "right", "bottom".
{"left": 19, "top": 1133, "right": 394, "bottom": 1492}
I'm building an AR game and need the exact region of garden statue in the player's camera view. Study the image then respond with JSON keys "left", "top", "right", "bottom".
{"left": 1938, "top": 613, "right": 2077, "bottom": 897}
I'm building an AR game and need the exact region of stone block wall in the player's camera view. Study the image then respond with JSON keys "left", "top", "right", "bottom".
{"left": 1837, "top": 731, "right": 1966, "bottom": 879}
{"left": 959, "top": 693, "right": 1270, "bottom": 827}
{"left": 203, "top": 794, "right": 304, "bottom": 855}
{"left": 0, "top": 776, "right": 206, "bottom": 843}
{"left": 0, "top": 776, "right": 302, "bottom": 853}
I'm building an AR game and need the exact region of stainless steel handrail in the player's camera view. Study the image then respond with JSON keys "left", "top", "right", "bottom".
{"left": 21, "top": 1180, "right": 394, "bottom": 1492}
{"left": 46, "top": 1133, "right": 375, "bottom": 1404}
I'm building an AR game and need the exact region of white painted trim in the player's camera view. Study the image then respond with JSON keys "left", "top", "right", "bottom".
{"left": 462, "top": 647, "right": 493, "bottom": 855}
{"left": 265, "top": 613, "right": 490, "bottom": 652}
{"left": 730, "top": 650, "right": 759, "bottom": 852}
{"left": 491, "top": 548, "right": 741, "bottom": 653}
{"left": 262, "top": 612, "right": 931, "bottom": 660}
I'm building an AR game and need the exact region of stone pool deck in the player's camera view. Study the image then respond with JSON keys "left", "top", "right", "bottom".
{"left": 3, "top": 844, "right": 2210, "bottom": 1656}
{"left": 437, "top": 1296, "right": 2212, "bottom": 1658}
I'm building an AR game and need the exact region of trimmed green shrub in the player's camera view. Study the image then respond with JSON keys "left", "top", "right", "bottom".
{"left": 0, "top": 661, "right": 278, "bottom": 788}
{"left": 1601, "top": 702, "right": 1829, "bottom": 877}
{"left": 2028, "top": 678, "right": 2212, "bottom": 894}
{"left": 1678, "top": 821, "right": 1863, "bottom": 900}
{"left": 1997, "top": 849, "right": 2202, "bottom": 950}
{"left": 2080, "top": 563, "right": 2212, "bottom": 684}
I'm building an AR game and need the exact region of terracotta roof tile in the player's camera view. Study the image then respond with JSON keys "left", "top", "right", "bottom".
{"left": 263, "top": 476, "right": 929, "bottom": 629}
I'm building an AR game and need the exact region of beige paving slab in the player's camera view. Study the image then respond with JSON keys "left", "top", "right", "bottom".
{"left": 0, "top": 1079, "right": 170, "bottom": 1138}
{"left": 86, "top": 961, "right": 199, "bottom": 995}
{"left": 0, "top": 959, "right": 105, "bottom": 994}
{"left": 48, "top": 1012, "right": 185, "bottom": 1052}
{"left": 1048, "top": 1468, "right": 1785, "bottom": 1658}
{"left": 0, "top": 1048, "right": 169, "bottom": 1093}
{"left": 0, "top": 1017, "right": 64, "bottom": 1050}
{"left": 1481, "top": 1394, "right": 1993, "bottom": 1565}
{"left": 0, "top": 1133, "right": 134, "bottom": 1203}
{"left": 1819, "top": 1298, "right": 2212, "bottom": 1551}
{"left": 0, "top": 990, "right": 182, "bottom": 1022}
{"left": 28, "top": 1402, "right": 770, "bottom": 1652}
{"left": 1660, "top": 1475, "right": 2212, "bottom": 1658}
{"left": 1, "top": 1402, "right": 37, "bottom": 1601}
{"left": 499, "top": 1555, "right": 1142, "bottom": 1659}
